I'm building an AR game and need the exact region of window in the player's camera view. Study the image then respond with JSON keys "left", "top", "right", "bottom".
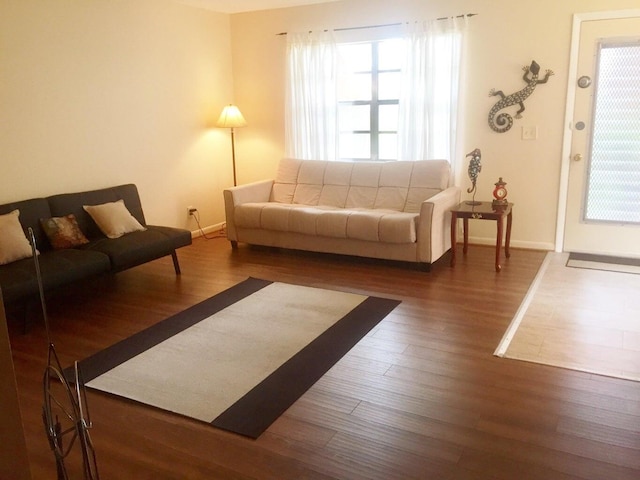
{"left": 337, "top": 39, "right": 402, "bottom": 161}
{"left": 585, "top": 41, "right": 640, "bottom": 224}
{"left": 285, "top": 19, "right": 467, "bottom": 166}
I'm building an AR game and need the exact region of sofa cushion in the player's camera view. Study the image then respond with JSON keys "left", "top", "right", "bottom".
{"left": 324, "top": 161, "right": 354, "bottom": 185}
{"left": 271, "top": 158, "right": 301, "bottom": 203}
{"left": 0, "top": 249, "right": 110, "bottom": 304}
{"left": 318, "top": 185, "right": 349, "bottom": 208}
{"left": 379, "top": 212, "right": 419, "bottom": 243}
{"left": 351, "top": 162, "right": 382, "bottom": 187}
{"left": 374, "top": 187, "right": 408, "bottom": 211}
{"left": 271, "top": 158, "right": 451, "bottom": 213}
{"left": 405, "top": 160, "right": 450, "bottom": 212}
{"left": 83, "top": 228, "right": 173, "bottom": 271}
{"left": 0, "top": 210, "right": 34, "bottom": 265}
{"left": 380, "top": 161, "right": 414, "bottom": 187}
{"left": 83, "top": 200, "right": 146, "bottom": 239}
{"left": 147, "top": 225, "right": 193, "bottom": 250}
{"left": 316, "top": 209, "right": 351, "bottom": 238}
{"left": 260, "top": 203, "right": 299, "bottom": 231}
{"left": 293, "top": 184, "right": 322, "bottom": 206}
{"left": 346, "top": 186, "right": 378, "bottom": 209}
{"left": 234, "top": 203, "right": 417, "bottom": 243}
{"left": 345, "top": 209, "right": 417, "bottom": 243}
{"left": 297, "top": 160, "right": 327, "bottom": 185}
{"left": 40, "top": 214, "right": 89, "bottom": 249}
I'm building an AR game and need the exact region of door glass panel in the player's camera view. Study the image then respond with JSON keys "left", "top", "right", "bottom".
{"left": 586, "top": 42, "right": 640, "bottom": 224}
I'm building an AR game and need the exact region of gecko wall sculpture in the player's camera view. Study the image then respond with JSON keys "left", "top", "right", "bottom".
{"left": 488, "top": 60, "right": 554, "bottom": 133}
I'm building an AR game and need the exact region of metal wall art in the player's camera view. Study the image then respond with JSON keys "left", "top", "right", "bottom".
{"left": 488, "top": 60, "right": 554, "bottom": 133}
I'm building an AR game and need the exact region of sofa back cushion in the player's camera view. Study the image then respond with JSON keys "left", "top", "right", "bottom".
{"left": 272, "top": 158, "right": 450, "bottom": 212}
{"left": 48, "top": 184, "right": 146, "bottom": 240}
{"left": 271, "top": 158, "right": 301, "bottom": 204}
{"left": 405, "top": 160, "right": 451, "bottom": 213}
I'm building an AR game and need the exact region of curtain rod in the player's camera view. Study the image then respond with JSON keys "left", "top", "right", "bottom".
{"left": 275, "top": 13, "right": 477, "bottom": 36}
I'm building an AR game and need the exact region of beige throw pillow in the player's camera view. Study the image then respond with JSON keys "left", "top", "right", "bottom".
{"left": 83, "top": 200, "right": 146, "bottom": 239}
{"left": 0, "top": 209, "right": 34, "bottom": 265}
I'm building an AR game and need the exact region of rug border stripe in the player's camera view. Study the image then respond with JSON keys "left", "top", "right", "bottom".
{"left": 67, "top": 277, "right": 272, "bottom": 382}
{"left": 210, "top": 295, "right": 401, "bottom": 439}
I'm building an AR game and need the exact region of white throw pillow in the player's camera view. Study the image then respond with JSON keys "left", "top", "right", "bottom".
{"left": 0, "top": 209, "right": 34, "bottom": 265}
{"left": 83, "top": 200, "right": 146, "bottom": 239}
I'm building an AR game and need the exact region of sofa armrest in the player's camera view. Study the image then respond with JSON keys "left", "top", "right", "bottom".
{"left": 416, "top": 186, "right": 461, "bottom": 263}
{"left": 223, "top": 180, "right": 274, "bottom": 242}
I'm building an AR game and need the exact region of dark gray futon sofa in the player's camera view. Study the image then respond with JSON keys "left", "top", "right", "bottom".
{"left": 0, "top": 184, "right": 191, "bottom": 322}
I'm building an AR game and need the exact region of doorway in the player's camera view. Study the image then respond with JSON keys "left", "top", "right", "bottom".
{"left": 557, "top": 9, "right": 640, "bottom": 258}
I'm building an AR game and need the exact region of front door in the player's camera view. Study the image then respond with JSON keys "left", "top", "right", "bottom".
{"left": 563, "top": 16, "right": 640, "bottom": 257}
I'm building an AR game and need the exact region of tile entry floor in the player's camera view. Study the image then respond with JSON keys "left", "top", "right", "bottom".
{"left": 496, "top": 252, "right": 640, "bottom": 381}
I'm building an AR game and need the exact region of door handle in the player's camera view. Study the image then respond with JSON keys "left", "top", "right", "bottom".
{"left": 572, "top": 153, "right": 583, "bottom": 162}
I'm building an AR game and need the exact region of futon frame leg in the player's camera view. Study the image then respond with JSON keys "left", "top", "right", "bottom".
{"left": 171, "top": 251, "right": 181, "bottom": 275}
{"left": 230, "top": 240, "right": 238, "bottom": 249}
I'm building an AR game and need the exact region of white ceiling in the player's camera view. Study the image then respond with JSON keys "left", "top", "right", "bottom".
{"left": 175, "top": 0, "right": 341, "bottom": 14}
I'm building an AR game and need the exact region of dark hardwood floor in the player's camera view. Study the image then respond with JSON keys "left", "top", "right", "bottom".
{"left": 7, "top": 238, "right": 640, "bottom": 479}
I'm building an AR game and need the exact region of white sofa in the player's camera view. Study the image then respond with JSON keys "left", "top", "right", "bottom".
{"left": 223, "top": 158, "right": 460, "bottom": 269}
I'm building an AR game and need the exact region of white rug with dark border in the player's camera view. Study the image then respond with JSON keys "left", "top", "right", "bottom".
{"left": 66, "top": 278, "right": 400, "bottom": 438}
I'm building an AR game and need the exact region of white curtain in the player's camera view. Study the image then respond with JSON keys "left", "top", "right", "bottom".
{"left": 397, "top": 18, "right": 467, "bottom": 171}
{"left": 285, "top": 18, "right": 467, "bottom": 165}
{"left": 285, "top": 31, "right": 339, "bottom": 160}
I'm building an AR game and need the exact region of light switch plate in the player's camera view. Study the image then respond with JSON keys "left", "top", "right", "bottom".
{"left": 522, "top": 126, "right": 538, "bottom": 140}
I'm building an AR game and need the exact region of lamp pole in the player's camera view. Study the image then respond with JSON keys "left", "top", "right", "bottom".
{"left": 230, "top": 127, "right": 237, "bottom": 186}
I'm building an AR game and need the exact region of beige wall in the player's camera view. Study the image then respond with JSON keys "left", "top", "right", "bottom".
{"left": 230, "top": 0, "right": 640, "bottom": 250}
{"left": 0, "top": 0, "right": 235, "bottom": 232}
{"left": 2, "top": 0, "right": 639, "bottom": 246}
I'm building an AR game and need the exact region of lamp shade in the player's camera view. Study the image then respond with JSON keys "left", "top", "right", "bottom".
{"left": 216, "top": 104, "right": 247, "bottom": 128}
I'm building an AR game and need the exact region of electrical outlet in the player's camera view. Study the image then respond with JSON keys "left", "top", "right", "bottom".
{"left": 187, "top": 206, "right": 197, "bottom": 216}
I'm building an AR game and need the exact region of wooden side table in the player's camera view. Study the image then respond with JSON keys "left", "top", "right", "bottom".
{"left": 450, "top": 201, "right": 513, "bottom": 272}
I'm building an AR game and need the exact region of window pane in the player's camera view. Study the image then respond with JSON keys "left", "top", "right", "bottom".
{"left": 586, "top": 43, "right": 640, "bottom": 224}
{"left": 339, "top": 104, "right": 370, "bottom": 131}
{"left": 338, "top": 72, "right": 371, "bottom": 101}
{"left": 338, "top": 43, "right": 371, "bottom": 72}
{"left": 379, "top": 133, "right": 397, "bottom": 160}
{"left": 340, "top": 133, "right": 370, "bottom": 159}
{"left": 379, "top": 104, "right": 398, "bottom": 131}
{"left": 378, "top": 72, "right": 401, "bottom": 100}
{"left": 378, "top": 39, "right": 403, "bottom": 70}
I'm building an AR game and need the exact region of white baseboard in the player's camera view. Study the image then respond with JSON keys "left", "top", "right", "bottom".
{"left": 192, "top": 229, "right": 555, "bottom": 249}
{"left": 190, "top": 222, "right": 225, "bottom": 239}
{"left": 466, "top": 236, "right": 554, "bottom": 252}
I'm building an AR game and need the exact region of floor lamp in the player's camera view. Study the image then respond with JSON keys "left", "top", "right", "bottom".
{"left": 216, "top": 104, "right": 247, "bottom": 186}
